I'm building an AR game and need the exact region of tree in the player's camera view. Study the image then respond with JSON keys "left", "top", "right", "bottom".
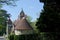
{"left": 0, "top": 0, "right": 18, "bottom": 8}
{"left": 0, "top": 9, "right": 10, "bottom": 36}
{"left": 26, "top": 15, "right": 32, "bottom": 24}
{"left": 26, "top": 15, "right": 38, "bottom": 33}
{"left": 31, "top": 20, "right": 39, "bottom": 33}
{"left": 36, "top": 0, "right": 60, "bottom": 40}
{"left": 36, "top": 0, "right": 60, "bottom": 32}
{"left": 0, "top": 0, "right": 17, "bottom": 5}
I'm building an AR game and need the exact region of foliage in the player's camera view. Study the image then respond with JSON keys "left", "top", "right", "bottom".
{"left": 37, "top": 0, "right": 60, "bottom": 32}
{"left": 26, "top": 16, "right": 38, "bottom": 33}
{"left": 0, "top": 9, "right": 10, "bottom": 35}
{"left": 9, "top": 34, "right": 40, "bottom": 40}
{"left": 0, "top": 0, "right": 17, "bottom": 5}
{"left": 0, "top": 0, "right": 18, "bottom": 8}
{"left": 26, "top": 15, "right": 32, "bottom": 23}
{"left": 9, "top": 34, "right": 14, "bottom": 40}
{"left": 31, "top": 20, "right": 39, "bottom": 33}
{"left": 36, "top": 0, "right": 60, "bottom": 40}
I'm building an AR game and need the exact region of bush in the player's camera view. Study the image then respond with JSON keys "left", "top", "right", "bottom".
{"left": 9, "top": 34, "right": 14, "bottom": 40}
{"left": 9, "top": 34, "right": 40, "bottom": 40}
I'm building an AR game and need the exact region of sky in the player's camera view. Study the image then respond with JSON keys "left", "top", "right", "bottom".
{"left": 1, "top": 0, "right": 44, "bottom": 22}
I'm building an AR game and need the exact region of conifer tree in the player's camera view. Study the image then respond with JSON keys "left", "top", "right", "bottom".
{"left": 0, "top": 10, "right": 10, "bottom": 35}
{"left": 36, "top": 0, "right": 60, "bottom": 40}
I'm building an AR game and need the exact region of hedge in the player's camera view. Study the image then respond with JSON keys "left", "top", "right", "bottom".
{"left": 9, "top": 34, "right": 40, "bottom": 40}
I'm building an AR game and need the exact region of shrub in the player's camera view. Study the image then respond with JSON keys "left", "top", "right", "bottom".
{"left": 9, "top": 34, "right": 40, "bottom": 40}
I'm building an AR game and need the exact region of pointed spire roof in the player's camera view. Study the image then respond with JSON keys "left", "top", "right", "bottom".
{"left": 20, "top": 9, "right": 25, "bottom": 19}
{"left": 14, "top": 19, "right": 33, "bottom": 30}
{"left": 20, "top": 9, "right": 24, "bottom": 14}
{"left": 14, "top": 10, "right": 33, "bottom": 30}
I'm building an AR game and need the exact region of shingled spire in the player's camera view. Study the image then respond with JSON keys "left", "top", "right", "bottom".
{"left": 20, "top": 9, "right": 26, "bottom": 19}
{"left": 14, "top": 9, "right": 34, "bottom": 35}
{"left": 14, "top": 10, "right": 33, "bottom": 30}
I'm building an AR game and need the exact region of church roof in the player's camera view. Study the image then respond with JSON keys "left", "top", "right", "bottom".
{"left": 14, "top": 10, "right": 33, "bottom": 30}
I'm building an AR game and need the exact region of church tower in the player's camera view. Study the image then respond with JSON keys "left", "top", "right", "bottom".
{"left": 14, "top": 10, "right": 34, "bottom": 35}
{"left": 20, "top": 10, "right": 25, "bottom": 19}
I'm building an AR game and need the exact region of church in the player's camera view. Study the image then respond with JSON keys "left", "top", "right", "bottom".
{"left": 7, "top": 10, "right": 34, "bottom": 35}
